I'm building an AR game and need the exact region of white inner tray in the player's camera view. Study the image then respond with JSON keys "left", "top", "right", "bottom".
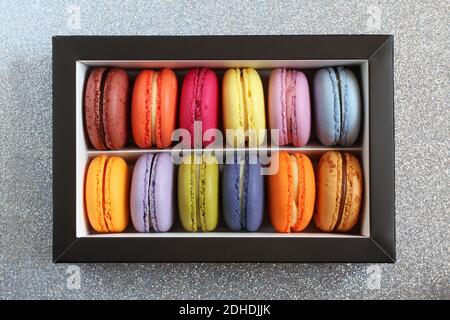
{"left": 76, "top": 60, "right": 370, "bottom": 238}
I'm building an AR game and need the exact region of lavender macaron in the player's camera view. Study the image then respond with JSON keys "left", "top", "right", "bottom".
{"left": 130, "top": 153, "right": 175, "bottom": 232}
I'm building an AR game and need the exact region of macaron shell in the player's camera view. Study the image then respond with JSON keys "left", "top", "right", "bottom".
{"left": 178, "top": 155, "right": 196, "bottom": 231}
{"left": 179, "top": 68, "right": 218, "bottom": 147}
{"left": 222, "top": 162, "right": 241, "bottom": 231}
{"left": 335, "top": 153, "right": 363, "bottom": 231}
{"left": 293, "top": 71, "right": 311, "bottom": 147}
{"left": 268, "top": 68, "right": 288, "bottom": 145}
{"left": 85, "top": 155, "right": 108, "bottom": 232}
{"left": 314, "top": 151, "right": 344, "bottom": 232}
{"left": 338, "top": 68, "right": 361, "bottom": 146}
{"left": 292, "top": 153, "right": 315, "bottom": 231}
{"left": 130, "top": 153, "right": 153, "bottom": 232}
{"left": 222, "top": 69, "right": 245, "bottom": 146}
{"left": 102, "top": 68, "right": 129, "bottom": 149}
{"left": 102, "top": 156, "right": 130, "bottom": 232}
{"left": 131, "top": 70, "right": 154, "bottom": 148}
{"left": 244, "top": 68, "right": 266, "bottom": 146}
{"left": 201, "top": 156, "right": 219, "bottom": 231}
{"left": 152, "top": 153, "right": 176, "bottom": 232}
{"left": 268, "top": 152, "right": 291, "bottom": 233}
{"left": 314, "top": 68, "right": 340, "bottom": 146}
{"left": 85, "top": 68, "right": 108, "bottom": 150}
{"left": 245, "top": 162, "right": 264, "bottom": 231}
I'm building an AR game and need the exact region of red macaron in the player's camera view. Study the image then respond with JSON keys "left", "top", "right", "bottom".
{"left": 179, "top": 68, "right": 219, "bottom": 147}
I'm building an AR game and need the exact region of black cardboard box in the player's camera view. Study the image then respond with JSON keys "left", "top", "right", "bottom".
{"left": 53, "top": 35, "right": 395, "bottom": 262}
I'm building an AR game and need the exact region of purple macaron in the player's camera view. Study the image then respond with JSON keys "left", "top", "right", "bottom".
{"left": 130, "top": 153, "right": 175, "bottom": 232}
{"left": 268, "top": 68, "right": 311, "bottom": 147}
{"left": 222, "top": 154, "right": 264, "bottom": 231}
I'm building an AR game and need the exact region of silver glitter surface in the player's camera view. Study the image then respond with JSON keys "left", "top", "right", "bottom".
{"left": 0, "top": 0, "right": 448, "bottom": 299}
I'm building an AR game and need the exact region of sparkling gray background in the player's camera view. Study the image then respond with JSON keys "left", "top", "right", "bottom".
{"left": 0, "top": 0, "right": 448, "bottom": 299}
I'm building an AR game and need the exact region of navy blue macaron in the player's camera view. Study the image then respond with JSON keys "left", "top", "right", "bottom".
{"left": 222, "top": 154, "right": 264, "bottom": 232}
{"left": 314, "top": 67, "right": 361, "bottom": 146}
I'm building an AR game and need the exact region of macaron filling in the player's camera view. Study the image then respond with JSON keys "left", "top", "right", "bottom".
{"left": 198, "top": 159, "right": 207, "bottom": 231}
{"left": 148, "top": 154, "right": 160, "bottom": 232}
{"left": 233, "top": 69, "right": 246, "bottom": 140}
{"left": 238, "top": 161, "right": 245, "bottom": 229}
{"left": 195, "top": 158, "right": 201, "bottom": 231}
{"left": 286, "top": 154, "right": 308, "bottom": 232}
{"left": 188, "top": 155, "right": 208, "bottom": 232}
{"left": 289, "top": 155, "right": 299, "bottom": 229}
{"left": 279, "top": 69, "right": 288, "bottom": 145}
{"left": 143, "top": 71, "right": 161, "bottom": 147}
{"left": 285, "top": 70, "right": 298, "bottom": 146}
{"left": 143, "top": 71, "right": 152, "bottom": 147}
{"left": 329, "top": 67, "right": 349, "bottom": 146}
{"left": 102, "top": 157, "right": 115, "bottom": 232}
{"left": 336, "top": 68, "right": 349, "bottom": 145}
{"left": 150, "top": 72, "right": 159, "bottom": 146}
{"left": 237, "top": 156, "right": 250, "bottom": 231}
{"left": 234, "top": 68, "right": 256, "bottom": 144}
{"left": 334, "top": 68, "right": 344, "bottom": 145}
{"left": 143, "top": 154, "right": 155, "bottom": 232}
{"left": 98, "top": 68, "right": 111, "bottom": 149}
{"left": 95, "top": 156, "right": 108, "bottom": 231}
{"left": 194, "top": 69, "right": 206, "bottom": 122}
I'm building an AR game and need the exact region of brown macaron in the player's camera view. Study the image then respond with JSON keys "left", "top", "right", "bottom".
{"left": 314, "top": 151, "right": 363, "bottom": 232}
{"left": 84, "top": 67, "right": 129, "bottom": 150}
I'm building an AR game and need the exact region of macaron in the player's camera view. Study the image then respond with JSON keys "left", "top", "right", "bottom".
{"left": 131, "top": 69, "right": 178, "bottom": 149}
{"left": 130, "top": 153, "right": 175, "bottom": 232}
{"left": 268, "top": 68, "right": 311, "bottom": 147}
{"left": 314, "top": 151, "right": 363, "bottom": 232}
{"left": 178, "top": 154, "right": 219, "bottom": 232}
{"left": 222, "top": 154, "right": 264, "bottom": 231}
{"left": 314, "top": 67, "right": 361, "bottom": 146}
{"left": 222, "top": 68, "right": 266, "bottom": 147}
{"left": 85, "top": 155, "right": 130, "bottom": 232}
{"left": 179, "top": 68, "right": 218, "bottom": 147}
{"left": 268, "top": 152, "right": 315, "bottom": 233}
{"left": 84, "top": 67, "right": 129, "bottom": 150}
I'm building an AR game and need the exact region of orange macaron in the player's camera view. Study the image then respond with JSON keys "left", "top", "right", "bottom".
{"left": 85, "top": 155, "right": 130, "bottom": 232}
{"left": 131, "top": 69, "right": 178, "bottom": 148}
{"left": 314, "top": 151, "right": 363, "bottom": 232}
{"left": 268, "top": 151, "right": 315, "bottom": 232}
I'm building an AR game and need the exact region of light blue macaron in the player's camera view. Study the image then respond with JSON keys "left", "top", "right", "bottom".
{"left": 314, "top": 67, "right": 361, "bottom": 146}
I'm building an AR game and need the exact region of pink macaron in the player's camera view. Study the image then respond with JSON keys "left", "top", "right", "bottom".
{"left": 268, "top": 68, "right": 311, "bottom": 147}
{"left": 179, "top": 68, "right": 219, "bottom": 147}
